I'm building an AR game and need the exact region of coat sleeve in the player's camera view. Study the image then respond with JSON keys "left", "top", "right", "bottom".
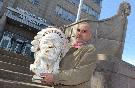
{"left": 53, "top": 47, "right": 97, "bottom": 86}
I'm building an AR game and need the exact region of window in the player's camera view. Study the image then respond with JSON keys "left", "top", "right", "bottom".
{"left": 10, "top": 39, "right": 24, "bottom": 54}
{"left": 0, "top": 0, "right": 3, "bottom": 11}
{"left": 82, "top": 4, "right": 89, "bottom": 12}
{"left": 0, "top": 31, "right": 33, "bottom": 57}
{"left": 66, "top": 0, "right": 80, "bottom": 6}
{"left": 29, "top": 0, "right": 39, "bottom": 5}
{"left": 56, "top": 6, "right": 63, "bottom": 16}
{"left": 92, "top": 0, "right": 102, "bottom": 7}
{"left": 55, "top": 5, "right": 76, "bottom": 22}
{"left": 92, "top": 0, "right": 102, "bottom": 4}
{"left": 0, "top": 36, "right": 11, "bottom": 49}
{"left": 0, "top": 32, "right": 12, "bottom": 50}
{"left": 22, "top": 43, "right": 32, "bottom": 56}
{"left": 82, "top": 4, "right": 99, "bottom": 19}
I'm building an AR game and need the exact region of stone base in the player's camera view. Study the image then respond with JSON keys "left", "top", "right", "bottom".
{"left": 91, "top": 60, "right": 135, "bottom": 88}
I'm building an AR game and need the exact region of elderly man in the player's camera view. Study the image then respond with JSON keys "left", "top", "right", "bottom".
{"left": 40, "top": 22, "right": 97, "bottom": 88}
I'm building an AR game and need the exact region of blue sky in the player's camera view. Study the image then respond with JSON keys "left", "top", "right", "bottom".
{"left": 100, "top": 0, "right": 135, "bottom": 65}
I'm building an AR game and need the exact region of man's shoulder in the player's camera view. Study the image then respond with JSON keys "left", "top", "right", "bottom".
{"left": 87, "top": 44, "right": 95, "bottom": 48}
{"left": 84, "top": 44, "right": 96, "bottom": 53}
{"left": 85, "top": 44, "right": 95, "bottom": 49}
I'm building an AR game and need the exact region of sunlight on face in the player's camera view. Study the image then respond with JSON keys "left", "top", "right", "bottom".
{"left": 75, "top": 23, "right": 92, "bottom": 43}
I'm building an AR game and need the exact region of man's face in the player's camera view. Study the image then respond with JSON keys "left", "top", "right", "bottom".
{"left": 75, "top": 23, "right": 92, "bottom": 43}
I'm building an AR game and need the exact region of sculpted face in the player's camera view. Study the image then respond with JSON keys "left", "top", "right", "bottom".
{"left": 39, "top": 34, "right": 62, "bottom": 60}
{"left": 75, "top": 23, "right": 92, "bottom": 43}
{"left": 118, "top": 2, "right": 131, "bottom": 16}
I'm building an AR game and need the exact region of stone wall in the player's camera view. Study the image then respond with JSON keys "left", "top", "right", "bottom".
{"left": 92, "top": 60, "right": 135, "bottom": 88}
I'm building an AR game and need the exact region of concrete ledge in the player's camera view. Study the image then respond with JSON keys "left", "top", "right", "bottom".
{"left": 0, "top": 69, "right": 32, "bottom": 83}
{"left": 0, "top": 61, "right": 33, "bottom": 75}
{"left": 0, "top": 53, "right": 33, "bottom": 67}
{"left": 95, "top": 60, "right": 135, "bottom": 78}
{"left": 0, "top": 79, "right": 52, "bottom": 88}
{"left": 93, "top": 60, "right": 135, "bottom": 88}
{"left": 111, "top": 72, "right": 135, "bottom": 88}
{"left": 0, "top": 48, "right": 34, "bottom": 62}
{"left": 113, "top": 60, "right": 135, "bottom": 78}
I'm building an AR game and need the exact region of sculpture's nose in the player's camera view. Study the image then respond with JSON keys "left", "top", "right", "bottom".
{"left": 45, "top": 49, "right": 49, "bottom": 53}
{"left": 30, "top": 64, "right": 36, "bottom": 71}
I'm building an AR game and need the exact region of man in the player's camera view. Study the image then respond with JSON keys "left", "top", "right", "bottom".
{"left": 40, "top": 22, "right": 97, "bottom": 88}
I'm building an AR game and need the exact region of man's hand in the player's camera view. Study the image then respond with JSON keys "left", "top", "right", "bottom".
{"left": 40, "top": 73, "right": 54, "bottom": 86}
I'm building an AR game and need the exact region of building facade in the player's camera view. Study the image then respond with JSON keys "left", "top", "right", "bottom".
{"left": 0, "top": 1, "right": 135, "bottom": 88}
{"left": 0, "top": 0, "right": 102, "bottom": 58}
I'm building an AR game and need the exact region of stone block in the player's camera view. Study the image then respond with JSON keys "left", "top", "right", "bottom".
{"left": 111, "top": 73, "right": 129, "bottom": 88}
{"left": 92, "top": 60, "right": 135, "bottom": 88}
{"left": 97, "top": 15, "right": 127, "bottom": 42}
{"left": 0, "top": 79, "right": 52, "bottom": 88}
{"left": 111, "top": 72, "right": 135, "bottom": 88}
{"left": 113, "top": 60, "right": 135, "bottom": 78}
{"left": 0, "top": 53, "right": 32, "bottom": 68}
{"left": 128, "top": 78, "right": 135, "bottom": 88}
{"left": 91, "top": 71, "right": 112, "bottom": 88}
{"left": 0, "top": 69, "right": 32, "bottom": 83}
{"left": 95, "top": 38, "right": 123, "bottom": 59}
{"left": 0, "top": 61, "right": 32, "bottom": 75}
{"left": 0, "top": 49, "right": 34, "bottom": 63}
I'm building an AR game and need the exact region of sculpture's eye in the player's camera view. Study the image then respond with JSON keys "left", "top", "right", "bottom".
{"left": 48, "top": 45, "right": 54, "bottom": 48}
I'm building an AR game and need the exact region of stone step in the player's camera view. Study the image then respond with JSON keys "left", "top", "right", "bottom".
{"left": 0, "top": 61, "right": 33, "bottom": 75}
{"left": 0, "top": 48, "right": 34, "bottom": 62}
{"left": 0, "top": 54, "right": 33, "bottom": 67}
{"left": 0, "top": 69, "right": 33, "bottom": 83}
{"left": 0, "top": 79, "right": 53, "bottom": 88}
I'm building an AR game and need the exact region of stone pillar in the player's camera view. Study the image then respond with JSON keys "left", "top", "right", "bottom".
{"left": 0, "top": 15, "right": 7, "bottom": 40}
